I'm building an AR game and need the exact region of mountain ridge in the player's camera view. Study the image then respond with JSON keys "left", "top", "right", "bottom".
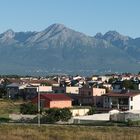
{"left": 0, "top": 23, "right": 140, "bottom": 75}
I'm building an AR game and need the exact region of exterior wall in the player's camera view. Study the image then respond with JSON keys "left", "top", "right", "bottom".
{"left": 129, "top": 97, "right": 131, "bottom": 110}
{"left": 92, "top": 76, "right": 98, "bottom": 81}
{"left": 121, "top": 76, "right": 131, "bottom": 80}
{"left": 79, "top": 87, "right": 105, "bottom": 106}
{"left": 103, "top": 96, "right": 110, "bottom": 108}
{"left": 79, "top": 87, "right": 93, "bottom": 96}
{"left": 24, "top": 87, "right": 37, "bottom": 99}
{"left": 24, "top": 87, "right": 37, "bottom": 93}
{"left": 110, "top": 112, "right": 140, "bottom": 122}
{"left": 133, "top": 95, "right": 140, "bottom": 110}
{"left": 79, "top": 87, "right": 106, "bottom": 96}
{"left": 79, "top": 97, "right": 93, "bottom": 105}
{"left": 93, "top": 96, "right": 103, "bottom": 107}
{"left": 70, "top": 108, "right": 90, "bottom": 116}
{"left": 66, "top": 86, "right": 79, "bottom": 94}
{"left": 52, "top": 86, "right": 66, "bottom": 93}
{"left": 32, "top": 96, "right": 50, "bottom": 108}
{"left": 139, "top": 84, "right": 140, "bottom": 90}
{"left": 7, "top": 87, "right": 19, "bottom": 99}
{"left": 39, "top": 86, "right": 52, "bottom": 92}
{"left": 93, "top": 88, "right": 106, "bottom": 96}
{"left": 103, "top": 84, "right": 112, "bottom": 90}
{"left": 103, "top": 95, "right": 140, "bottom": 111}
{"left": 32, "top": 96, "right": 72, "bottom": 108}
{"left": 98, "top": 76, "right": 110, "bottom": 82}
{"left": 50, "top": 100, "right": 72, "bottom": 108}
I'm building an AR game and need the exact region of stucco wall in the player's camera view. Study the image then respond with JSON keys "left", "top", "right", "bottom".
{"left": 39, "top": 86, "right": 52, "bottom": 92}
{"left": 66, "top": 86, "right": 79, "bottom": 94}
{"left": 133, "top": 95, "right": 140, "bottom": 110}
{"left": 50, "top": 100, "right": 72, "bottom": 108}
{"left": 93, "top": 88, "right": 106, "bottom": 96}
{"left": 70, "top": 108, "right": 90, "bottom": 116}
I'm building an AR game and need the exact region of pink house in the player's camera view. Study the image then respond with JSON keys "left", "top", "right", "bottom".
{"left": 79, "top": 87, "right": 106, "bottom": 106}
{"left": 32, "top": 93, "right": 72, "bottom": 108}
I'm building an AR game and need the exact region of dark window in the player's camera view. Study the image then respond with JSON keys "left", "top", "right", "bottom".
{"left": 131, "top": 97, "right": 133, "bottom": 101}
{"left": 61, "top": 90, "right": 65, "bottom": 93}
{"left": 88, "top": 91, "right": 91, "bottom": 96}
{"left": 131, "top": 106, "right": 133, "bottom": 109}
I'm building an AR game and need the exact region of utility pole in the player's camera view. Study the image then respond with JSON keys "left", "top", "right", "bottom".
{"left": 38, "top": 86, "right": 40, "bottom": 127}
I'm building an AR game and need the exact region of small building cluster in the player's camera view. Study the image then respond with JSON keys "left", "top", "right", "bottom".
{"left": 1, "top": 73, "right": 140, "bottom": 111}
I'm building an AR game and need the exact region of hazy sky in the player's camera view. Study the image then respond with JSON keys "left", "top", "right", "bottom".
{"left": 0, "top": 0, "right": 140, "bottom": 37}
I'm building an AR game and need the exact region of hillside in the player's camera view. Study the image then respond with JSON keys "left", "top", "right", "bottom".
{"left": 0, "top": 24, "right": 140, "bottom": 75}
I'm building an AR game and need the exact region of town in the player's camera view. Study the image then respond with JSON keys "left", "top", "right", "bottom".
{"left": 1, "top": 72, "right": 140, "bottom": 125}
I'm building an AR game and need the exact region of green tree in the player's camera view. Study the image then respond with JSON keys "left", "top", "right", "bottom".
{"left": 42, "top": 108, "right": 72, "bottom": 123}
{"left": 45, "top": 108, "right": 61, "bottom": 122}
{"left": 108, "top": 78, "right": 117, "bottom": 84}
{"left": 122, "top": 80, "right": 138, "bottom": 90}
{"left": 60, "top": 108, "right": 72, "bottom": 121}
{"left": 0, "top": 88, "right": 6, "bottom": 98}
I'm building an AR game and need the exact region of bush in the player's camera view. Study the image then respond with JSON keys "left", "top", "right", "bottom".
{"left": 60, "top": 108, "right": 72, "bottom": 121}
{"left": 87, "top": 107, "right": 96, "bottom": 115}
{"left": 41, "top": 108, "right": 72, "bottom": 123}
{"left": 126, "top": 119, "right": 133, "bottom": 126}
{"left": 45, "top": 108, "right": 61, "bottom": 123}
{"left": 126, "top": 119, "right": 140, "bottom": 126}
{"left": 20, "top": 103, "right": 38, "bottom": 115}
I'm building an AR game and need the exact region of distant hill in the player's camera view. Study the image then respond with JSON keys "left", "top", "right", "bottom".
{"left": 0, "top": 23, "right": 140, "bottom": 75}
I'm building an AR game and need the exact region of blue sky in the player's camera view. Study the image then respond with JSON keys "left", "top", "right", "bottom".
{"left": 0, "top": 0, "right": 140, "bottom": 38}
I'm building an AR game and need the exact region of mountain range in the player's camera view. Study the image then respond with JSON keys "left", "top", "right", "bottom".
{"left": 0, "top": 23, "right": 140, "bottom": 75}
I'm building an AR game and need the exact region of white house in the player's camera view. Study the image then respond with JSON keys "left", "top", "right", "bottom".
{"left": 103, "top": 91, "right": 140, "bottom": 110}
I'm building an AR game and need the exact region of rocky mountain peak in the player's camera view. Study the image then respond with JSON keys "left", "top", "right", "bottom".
{"left": 3, "top": 29, "right": 15, "bottom": 38}
{"left": 43, "top": 23, "right": 66, "bottom": 33}
{"left": 103, "top": 30, "right": 130, "bottom": 42}
{"left": 94, "top": 32, "right": 103, "bottom": 39}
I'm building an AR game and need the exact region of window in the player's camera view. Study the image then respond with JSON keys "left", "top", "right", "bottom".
{"left": 88, "top": 91, "right": 91, "bottom": 96}
{"left": 105, "top": 97, "right": 109, "bottom": 103}
{"left": 131, "top": 97, "right": 133, "bottom": 101}
{"left": 131, "top": 106, "right": 133, "bottom": 109}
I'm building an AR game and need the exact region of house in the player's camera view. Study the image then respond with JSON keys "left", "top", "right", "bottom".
{"left": 6, "top": 83, "right": 27, "bottom": 99}
{"left": 27, "top": 79, "right": 58, "bottom": 86}
{"left": 32, "top": 93, "right": 72, "bottom": 108}
{"left": 38, "top": 85, "right": 52, "bottom": 93}
{"left": 112, "top": 80, "right": 140, "bottom": 91}
{"left": 78, "top": 87, "right": 106, "bottom": 106}
{"left": 23, "top": 85, "right": 38, "bottom": 99}
{"left": 66, "top": 86, "right": 79, "bottom": 94}
{"left": 103, "top": 90, "right": 140, "bottom": 110}
{"left": 98, "top": 76, "right": 110, "bottom": 82}
{"left": 52, "top": 86, "right": 66, "bottom": 94}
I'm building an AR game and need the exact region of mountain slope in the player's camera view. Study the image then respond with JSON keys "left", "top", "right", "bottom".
{"left": 0, "top": 24, "right": 140, "bottom": 75}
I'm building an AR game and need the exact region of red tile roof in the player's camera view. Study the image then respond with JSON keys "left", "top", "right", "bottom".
{"left": 103, "top": 92, "right": 140, "bottom": 97}
{"left": 40, "top": 94, "right": 72, "bottom": 101}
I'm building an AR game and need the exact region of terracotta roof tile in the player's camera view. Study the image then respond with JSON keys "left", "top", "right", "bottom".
{"left": 40, "top": 94, "right": 72, "bottom": 101}
{"left": 103, "top": 92, "right": 140, "bottom": 97}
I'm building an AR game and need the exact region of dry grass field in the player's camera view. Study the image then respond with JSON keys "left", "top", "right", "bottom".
{"left": 0, "top": 100, "right": 140, "bottom": 140}
{"left": 0, "top": 99, "right": 23, "bottom": 122}
{"left": 0, "top": 125, "right": 139, "bottom": 140}
{"left": 0, "top": 99, "right": 21, "bottom": 115}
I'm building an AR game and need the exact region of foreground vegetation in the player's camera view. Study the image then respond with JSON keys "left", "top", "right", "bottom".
{"left": 0, "top": 99, "right": 22, "bottom": 115}
{"left": 0, "top": 99, "right": 22, "bottom": 122}
{"left": 0, "top": 124, "right": 139, "bottom": 140}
